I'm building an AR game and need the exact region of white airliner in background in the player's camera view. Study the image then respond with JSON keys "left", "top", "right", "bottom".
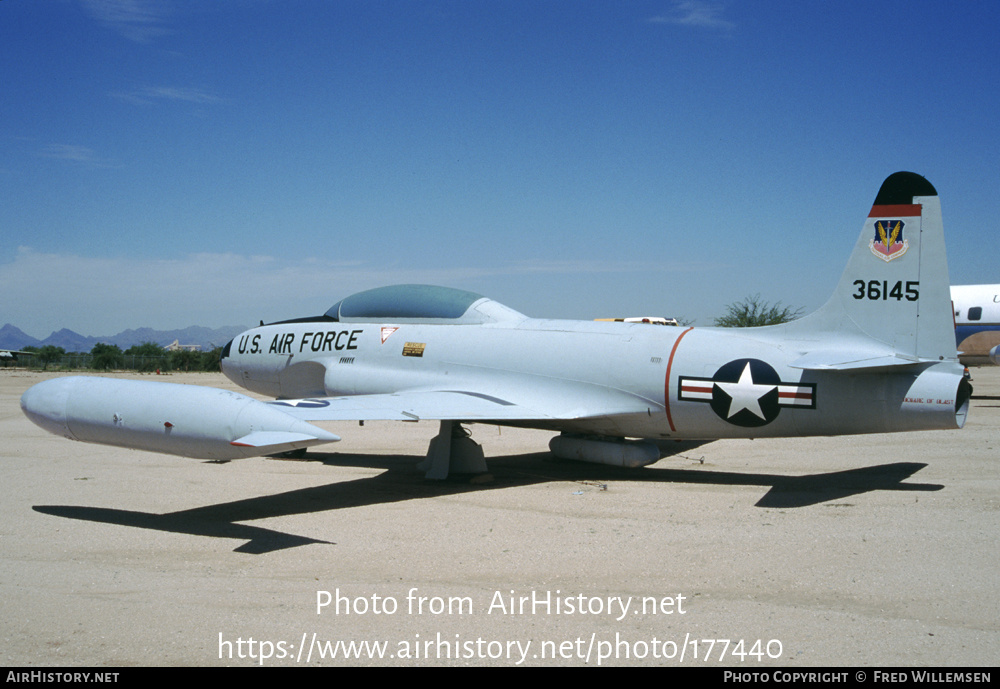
{"left": 951, "top": 284, "right": 1000, "bottom": 364}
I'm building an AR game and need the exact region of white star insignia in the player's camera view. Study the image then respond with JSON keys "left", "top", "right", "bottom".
{"left": 714, "top": 363, "right": 775, "bottom": 420}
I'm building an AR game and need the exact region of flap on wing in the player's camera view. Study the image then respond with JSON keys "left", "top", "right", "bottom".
{"left": 268, "top": 389, "right": 551, "bottom": 422}
{"left": 268, "top": 385, "right": 662, "bottom": 423}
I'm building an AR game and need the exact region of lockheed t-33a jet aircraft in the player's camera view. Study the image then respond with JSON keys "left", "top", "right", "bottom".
{"left": 21, "top": 172, "right": 970, "bottom": 479}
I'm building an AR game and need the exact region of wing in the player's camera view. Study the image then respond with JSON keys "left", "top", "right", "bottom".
{"left": 267, "top": 385, "right": 661, "bottom": 424}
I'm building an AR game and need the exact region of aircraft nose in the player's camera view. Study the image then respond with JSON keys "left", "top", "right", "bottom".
{"left": 219, "top": 338, "right": 242, "bottom": 384}
{"left": 219, "top": 338, "right": 234, "bottom": 373}
{"left": 21, "top": 377, "right": 75, "bottom": 439}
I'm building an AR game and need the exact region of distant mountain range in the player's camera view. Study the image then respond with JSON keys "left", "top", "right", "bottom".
{"left": 0, "top": 323, "right": 250, "bottom": 353}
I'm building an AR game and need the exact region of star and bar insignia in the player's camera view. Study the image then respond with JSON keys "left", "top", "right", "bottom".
{"left": 678, "top": 358, "right": 815, "bottom": 427}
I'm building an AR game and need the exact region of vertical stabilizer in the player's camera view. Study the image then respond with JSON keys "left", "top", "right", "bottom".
{"left": 786, "top": 172, "right": 956, "bottom": 364}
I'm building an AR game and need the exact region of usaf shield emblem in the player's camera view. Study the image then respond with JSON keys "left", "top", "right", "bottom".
{"left": 869, "top": 219, "right": 908, "bottom": 262}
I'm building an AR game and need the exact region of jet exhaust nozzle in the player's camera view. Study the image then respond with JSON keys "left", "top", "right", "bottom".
{"left": 897, "top": 363, "right": 971, "bottom": 431}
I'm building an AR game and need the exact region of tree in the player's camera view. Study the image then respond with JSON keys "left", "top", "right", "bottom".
{"left": 167, "top": 348, "right": 200, "bottom": 372}
{"left": 90, "top": 343, "right": 124, "bottom": 370}
{"left": 34, "top": 345, "right": 66, "bottom": 370}
{"left": 714, "top": 294, "right": 803, "bottom": 328}
{"left": 198, "top": 346, "right": 223, "bottom": 372}
{"left": 125, "top": 342, "right": 166, "bottom": 357}
{"left": 125, "top": 342, "right": 167, "bottom": 372}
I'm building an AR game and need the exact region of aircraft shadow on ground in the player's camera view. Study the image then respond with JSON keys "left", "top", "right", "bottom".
{"left": 33, "top": 447, "right": 943, "bottom": 554}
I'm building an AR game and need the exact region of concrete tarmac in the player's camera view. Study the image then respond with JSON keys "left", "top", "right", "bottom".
{"left": 2, "top": 368, "right": 997, "bottom": 667}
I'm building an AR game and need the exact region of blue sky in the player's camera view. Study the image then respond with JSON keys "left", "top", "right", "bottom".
{"left": 2, "top": 0, "right": 998, "bottom": 337}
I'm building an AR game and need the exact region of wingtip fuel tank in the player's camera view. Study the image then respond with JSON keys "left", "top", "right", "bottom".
{"left": 21, "top": 376, "right": 340, "bottom": 460}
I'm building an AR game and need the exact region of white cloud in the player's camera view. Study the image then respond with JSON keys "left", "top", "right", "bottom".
{"left": 114, "top": 86, "right": 224, "bottom": 106}
{"left": 40, "top": 144, "right": 98, "bottom": 162}
{"left": 649, "top": 1, "right": 736, "bottom": 31}
{"left": 38, "top": 144, "right": 119, "bottom": 168}
{"left": 81, "top": 0, "right": 172, "bottom": 43}
{"left": 143, "top": 86, "right": 222, "bottom": 104}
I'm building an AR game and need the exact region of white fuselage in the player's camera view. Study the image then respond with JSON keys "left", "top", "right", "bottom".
{"left": 220, "top": 316, "right": 966, "bottom": 440}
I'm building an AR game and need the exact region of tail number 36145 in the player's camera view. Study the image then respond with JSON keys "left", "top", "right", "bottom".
{"left": 852, "top": 280, "right": 919, "bottom": 301}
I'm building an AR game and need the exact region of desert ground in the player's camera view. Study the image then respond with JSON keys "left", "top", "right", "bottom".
{"left": 2, "top": 367, "right": 997, "bottom": 667}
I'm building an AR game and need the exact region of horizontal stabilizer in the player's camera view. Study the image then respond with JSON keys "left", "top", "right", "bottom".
{"left": 789, "top": 351, "right": 922, "bottom": 371}
{"left": 231, "top": 429, "right": 340, "bottom": 448}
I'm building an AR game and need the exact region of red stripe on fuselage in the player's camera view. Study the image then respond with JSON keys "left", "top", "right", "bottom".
{"left": 664, "top": 327, "right": 695, "bottom": 433}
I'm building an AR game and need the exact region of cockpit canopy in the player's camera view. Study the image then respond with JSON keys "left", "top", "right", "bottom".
{"left": 323, "top": 284, "right": 525, "bottom": 324}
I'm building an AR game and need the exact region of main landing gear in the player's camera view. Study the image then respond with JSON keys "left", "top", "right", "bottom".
{"left": 417, "top": 420, "right": 487, "bottom": 479}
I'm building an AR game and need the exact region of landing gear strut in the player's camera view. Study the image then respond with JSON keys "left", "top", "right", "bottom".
{"left": 417, "top": 420, "right": 487, "bottom": 479}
